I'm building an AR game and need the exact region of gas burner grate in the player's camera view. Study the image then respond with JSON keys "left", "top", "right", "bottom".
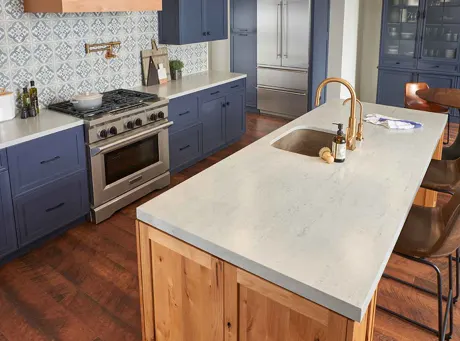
{"left": 48, "top": 89, "right": 160, "bottom": 119}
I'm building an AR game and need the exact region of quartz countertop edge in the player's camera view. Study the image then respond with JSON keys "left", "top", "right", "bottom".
{"left": 136, "top": 100, "right": 447, "bottom": 322}
{"left": 0, "top": 109, "right": 84, "bottom": 149}
{"left": 134, "top": 71, "right": 247, "bottom": 99}
{"left": 136, "top": 210, "right": 362, "bottom": 321}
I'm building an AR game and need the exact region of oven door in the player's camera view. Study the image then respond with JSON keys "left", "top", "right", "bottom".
{"left": 89, "top": 121, "right": 173, "bottom": 207}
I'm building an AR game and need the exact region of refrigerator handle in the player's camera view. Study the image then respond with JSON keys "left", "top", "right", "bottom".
{"left": 283, "top": 1, "right": 288, "bottom": 58}
{"left": 277, "top": 2, "right": 282, "bottom": 58}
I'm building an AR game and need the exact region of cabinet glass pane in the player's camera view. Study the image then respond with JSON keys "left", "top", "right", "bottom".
{"left": 423, "top": 0, "right": 460, "bottom": 61}
{"left": 385, "top": 0, "right": 419, "bottom": 58}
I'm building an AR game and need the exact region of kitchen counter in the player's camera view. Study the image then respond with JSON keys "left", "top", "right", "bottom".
{"left": 0, "top": 109, "right": 83, "bottom": 149}
{"left": 135, "top": 70, "right": 247, "bottom": 99}
{"left": 137, "top": 99, "right": 447, "bottom": 322}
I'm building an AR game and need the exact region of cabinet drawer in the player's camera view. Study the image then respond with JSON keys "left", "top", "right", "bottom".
{"left": 169, "top": 124, "right": 202, "bottom": 172}
{"left": 0, "top": 149, "right": 6, "bottom": 172}
{"left": 169, "top": 94, "right": 199, "bottom": 134}
{"left": 381, "top": 59, "right": 416, "bottom": 69}
{"left": 224, "top": 79, "right": 246, "bottom": 94}
{"left": 418, "top": 62, "right": 458, "bottom": 73}
{"left": 14, "top": 171, "right": 89, "bottom": 247}
{"left": 199, "top": 85, "right": 227, "bottom": 104}
{"left": 8, "top": 126, "right": 86, "bottom": 196}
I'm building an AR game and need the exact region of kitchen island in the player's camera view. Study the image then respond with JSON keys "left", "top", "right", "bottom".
{"left": 136, "top": 99, "right": 447, "bottom": 340}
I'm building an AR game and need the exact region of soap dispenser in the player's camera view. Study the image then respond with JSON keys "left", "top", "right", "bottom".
{"left": 332, "top": 123, "right": 346, "bottom": 163}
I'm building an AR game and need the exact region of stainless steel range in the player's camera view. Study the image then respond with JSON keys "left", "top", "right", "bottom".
{"left": 49, "top": 89, "right": 172, "bottom": 224}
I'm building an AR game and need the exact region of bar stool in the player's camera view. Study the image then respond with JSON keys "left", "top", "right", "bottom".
{"left": 378, "top": 188, "right": 460, "bottom": 340}
{"left": 405, "top": 83, "right": 451, "bottom": 144}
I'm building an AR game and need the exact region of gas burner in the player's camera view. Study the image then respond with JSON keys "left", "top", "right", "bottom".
{"left": 48, "top": 89, "right": 160, "bottom": 119}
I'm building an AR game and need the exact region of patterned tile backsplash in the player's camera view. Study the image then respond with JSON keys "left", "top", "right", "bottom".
{"left": 0, "top": 0, "right": 208, "bottom": 107}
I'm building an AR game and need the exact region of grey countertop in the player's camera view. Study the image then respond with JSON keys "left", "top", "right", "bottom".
{"left": 137, "top": 99, "right": 447, "bottom": 322}
{"left": 135, "top": 71, "right": 246, "bottom": 99}
{"left": 0, "top": 71, "right": 246, "bottom": 150}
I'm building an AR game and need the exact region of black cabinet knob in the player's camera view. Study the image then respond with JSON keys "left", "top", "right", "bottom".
{"left": 203, "top": 32, "right": 207, "bottom": 36}
{"left": 222, "top": 103, "right": 226, "bottom": 108}
{"left": 135, "top": 118, "right": 143, "bottom": 126}
{"left": 109, "top": 126, "right": 118, "bottom": 135}
{"left": 226, "top": 102, "right": 230, "bottom": 106}
{"left": 207, "top": 31, "right": 211, "bottom": 36}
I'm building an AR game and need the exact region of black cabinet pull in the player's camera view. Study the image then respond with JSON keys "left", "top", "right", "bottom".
{"left": 434, "top": 65, "right": 440, "bottom": 68}
{"left": 180, "top": 145, "right": 191, "bottom": 151}
{"left": 395, "top": 62, "right": 400, "bottom": 65}
{"left": 239, "top": 34, "right": 248, "bottom": 36}
{"left": 179, "top": 110, "right": 190, "bottom": 116}
{"left": 45, "top": 202, "right": 65, "bottom": 213}
{"left": 226, "top": 102, "right": 230, "bottom": 106}
{"left": 40, "top": 156, "right": 61, "bottom": 164}
{"left": 211, "top": 91, "right": 220, "bottom": 95}
{"left": 222, "top": 103, "right": 227, "bottom": 108}
{"left": 207, "top": 31, "right": 211, "bottom": 35}
{"left": 230, "top": 85, "right": 239, "bottom": 89}
{"left": 203, "top": 32, "right": 207, "bottom": 36}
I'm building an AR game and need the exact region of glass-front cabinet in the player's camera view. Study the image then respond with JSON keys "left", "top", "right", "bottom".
{"left": 381, "top": 0, "right": 460, "bottom": 65}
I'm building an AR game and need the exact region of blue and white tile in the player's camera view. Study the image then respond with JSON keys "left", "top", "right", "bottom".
{"left": 93, "top": 58, "right": 108, "bottom": 75}
{"left": 8, "top": 44, "right": 32, "bottom": 67}
{"left": 56, "top": 82, "right": 75, "bottom": 101}
{"left": 72, "top": 19, "right": 90, "bottom": 39}
{"left": 11, "top": 67, "right": 32, "bottom": 88}
{"left": 38, "top": 85, "right": 57, "bottom": 106}
{"left": 54, "top": 41, "right": 73, "bottom": 61}
{"left": 109, "top": 73, "right": 125, "bottom": 89}
{"left": 30, "top": 20, "right": 53, "bottom": 42}
{"left": 32, "top": 42, "right": 54, "bottom": 64}
{"left": 0, "top": 69, "right": 10, "bottom": 88}
{"left": 94, "top": 76, "right": 109, "bottom": 93}
{"left": 90, "top": 18, "right": 106, "bottom": 37}
{"left": 52, "top": 19, "right": 73, "bottom": 40}
{"left": 0, "top": 48, "right": 8, "bottom": 69}
{"left": 6, "top": 20, "right": 30, "bottom": 44}
{"left": 34, "top": 64, "right": 55, "bottom": 86}
{"left": 55, "top": 62, "right": 75, "bottom": 83}
{"left": 76, "top": 79, "right": 93, "bottom": 94}
{"left": 75, "top": 59, "right": 93, "bottom": 80}
{"left": 4, "top": 0, "right": 24, "bottom": 20}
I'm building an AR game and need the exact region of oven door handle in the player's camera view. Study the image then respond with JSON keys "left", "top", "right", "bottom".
{"left": 90, "top": 121, "right": 174, "bottom": 157}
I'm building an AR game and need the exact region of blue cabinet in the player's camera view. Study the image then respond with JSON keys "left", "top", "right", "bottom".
{"left": 226, "top": 90, "right": 246, "bottom": 142}
{"left": 201, "top": 96, "right": 226, "bottom": 154}
{"left": 377, "top": 69, "right": 414, "bottom": 107}
{"left": 169, "top": 80, "right": 247, "bottom": 173}
{"left": 231, "top": 33, "right": 257, "bottom": 108}
{"left": 14, "top": 171, "right": 89, "bottom": 247}
{"left": 0, "top": 149, "right": 6, "bottom": 172}
{"left": 0, "top": 170, "right": 17, "bottom": 258}
{"left": 159, "top": 0, "right": 228, "bottom": 45}
{"left": 7, "top": 126, "right": 86, "bottom": 197}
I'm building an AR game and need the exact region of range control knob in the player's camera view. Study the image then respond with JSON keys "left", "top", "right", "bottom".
{"left": 158, "top": 111, "right": 165, "bottom": 119}
{"left": 149, "top": 113, "right": 158, "bottom": 121}
{"left": 109, "top": 126, "right": 118, "bottom": 135}
{"left": 98, "top": 129, "right": 108, "bottom": 139}
{"left": 135, "top": 118, "right": 143, "bottom": 126}
{"left": 126, "top": 121, "right": 134, "bottom": 129}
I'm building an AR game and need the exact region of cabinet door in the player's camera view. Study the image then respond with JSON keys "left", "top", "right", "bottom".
{"left": 224, "top": 264, "right": 376, "bottom": 341}
{"left": 231, "top": 33, "right": 257, "bottom": 107}
{"left": 0, "top": 171, "right": 17, "bottom": 258}
{"left": 417, "top": 73, "right": 456, "bottom": 89}
{"left": 231, "top": 0, "right": 257, "bottom": 33}
{"left": 201, "top": 97, "right": 226, "bottom": 154}
{"left": 377, "top": 69, "right": 414, "bottom": 107}
{"left": 203, "top": 0, "right": 228, "bottom": 41}
{"left": 137, "top": 223, "right": 224, "bottom": 341}
{"left": 225, "top": 90, "right": 246, "bottom": 143}
{"left": 181, "top": 0, "right": 206, "bottom": 43}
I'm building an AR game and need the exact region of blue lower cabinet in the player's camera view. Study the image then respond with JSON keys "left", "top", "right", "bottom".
{"left": 7, "top": 126, "right": 86, "bottom": 197}
{"left": 0, "top": 149, "right": 6, "bottom": 172}
{"left": 169, "top": 93, "right": 200, "bottom": 134}
{"left": 417, "top": 73, "right": 456, "bottom": 90}
{"left": 170, "top": 124, "right": 203, "bottom": 172}
{"left": 14, "top": 171, "right": 89, "bottom": 247}
{"left": 377, "top": 69, "right": 414, "bottom": 107}
{"left": 225, "top": 90, "right": 246, "bottom": 142}
{"left": 201, "top": 96, "right": 226, "bottom": 154}
{"left": 0, "top": 171, "right": 18, "bottom": 258}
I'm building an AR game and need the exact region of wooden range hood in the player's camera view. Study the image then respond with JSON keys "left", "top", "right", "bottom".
{"left": 24, "top": 0, "right": 162, "bottom": 13}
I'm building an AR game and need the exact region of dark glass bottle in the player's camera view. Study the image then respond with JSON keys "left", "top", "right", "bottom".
{"left": 21, "top": 87, "right": 30, "bottom": 119}
{"left": 30, "top": 80, "right": 39, "bottom": 115}
{"left": 332, "top": 123, "right": 346, "bottom": 163}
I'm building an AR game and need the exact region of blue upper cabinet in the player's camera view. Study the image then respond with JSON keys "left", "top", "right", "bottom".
{"left": 159, "top": 0, "right": 228, "bottom": 45}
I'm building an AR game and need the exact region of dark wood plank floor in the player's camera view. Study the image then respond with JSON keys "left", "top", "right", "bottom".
{"left": 0, "top": 113, "right": 458, "bottom": 341}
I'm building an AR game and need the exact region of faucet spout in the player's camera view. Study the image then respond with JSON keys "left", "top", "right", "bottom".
{"left": 343, "top": 98, "right": 364, "bottom": 141}
{"left": 314, "top": 78, "right": 358, "bottom": 150}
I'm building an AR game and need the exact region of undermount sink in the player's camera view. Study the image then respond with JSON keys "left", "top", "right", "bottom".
{"left": 272, "top": 128, "right": 335, "bottom": 157}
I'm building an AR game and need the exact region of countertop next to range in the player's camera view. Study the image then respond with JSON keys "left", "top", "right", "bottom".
{"left": 0, "top": 71, "right": 246, "bottom": 150}
{"left": 137, "top": 99, "right": 447, "bottom": 323}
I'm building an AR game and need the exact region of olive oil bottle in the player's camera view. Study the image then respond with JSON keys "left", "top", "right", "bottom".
{"left": 29, "top": 80, "right": 39, "bottom": 115}
{"left": 332, "top": 123, "right": 346, "bottom": 163}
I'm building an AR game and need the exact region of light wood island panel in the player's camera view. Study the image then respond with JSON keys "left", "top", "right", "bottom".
{"left": 136, "top": 221, "right": 377, "bottom": 341}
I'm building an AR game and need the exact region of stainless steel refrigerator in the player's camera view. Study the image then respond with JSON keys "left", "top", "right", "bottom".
{"left": 257, "top": 0, "right": 311, "bottom": 118}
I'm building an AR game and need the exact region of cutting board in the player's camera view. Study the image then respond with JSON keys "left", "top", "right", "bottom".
{"left": 141, "top": 41, "right": 171, "bottom": 86}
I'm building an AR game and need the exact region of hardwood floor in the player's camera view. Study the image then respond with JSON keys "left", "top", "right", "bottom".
{"left": 0, "top": 113, "right": 458, "bottom": 341}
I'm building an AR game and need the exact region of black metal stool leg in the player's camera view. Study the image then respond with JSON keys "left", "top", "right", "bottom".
{"left": 377, "top": 252, "right": 453, "bottom": 340}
